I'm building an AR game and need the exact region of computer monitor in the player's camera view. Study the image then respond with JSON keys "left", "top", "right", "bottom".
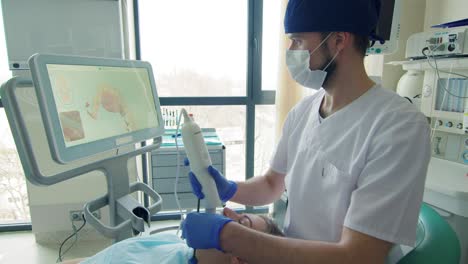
{"left": 366, "top": 0, "right": 401, "bottom": 55}
{"left": 29, "top": 54, "right": 165, "bottom": 164}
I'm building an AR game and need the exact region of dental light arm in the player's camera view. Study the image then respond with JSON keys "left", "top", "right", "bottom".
{"left": 180, "top": 109, "right": 221, "bottom": 214}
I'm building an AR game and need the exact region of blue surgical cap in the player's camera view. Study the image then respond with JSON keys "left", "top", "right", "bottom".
{"left": 284, "top": 0, "right": 381, "bottom": 37}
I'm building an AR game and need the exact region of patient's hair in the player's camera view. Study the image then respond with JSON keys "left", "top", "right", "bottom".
{"left": 258, "top": 215, "right": 285, "bottom": 237}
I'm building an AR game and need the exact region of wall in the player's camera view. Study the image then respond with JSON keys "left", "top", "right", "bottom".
{"left": 28, "top": 158, "right": 138, "bottom": 244}
{"left": 424, "top": 0, "right": 468, "bottom": 30}
{"left": 381, "top": 0, "right": 426, "bottom": 91}
{"left": 1, "top": 0, "right": 123, "bottom": 69}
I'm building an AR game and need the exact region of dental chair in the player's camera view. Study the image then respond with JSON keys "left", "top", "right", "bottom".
{"left": 397, "top": 203, "right": 461, "bottom": 264}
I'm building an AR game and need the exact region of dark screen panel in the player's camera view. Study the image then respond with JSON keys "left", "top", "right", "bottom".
{"left": 376, "top": 0, "right": 395, "bottom": 41}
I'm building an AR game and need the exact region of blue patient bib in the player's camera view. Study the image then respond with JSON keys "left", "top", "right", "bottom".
{"left": 81, "top": 233, "right": 194, "bottom": 264}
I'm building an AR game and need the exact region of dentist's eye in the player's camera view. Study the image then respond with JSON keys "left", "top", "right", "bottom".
{"left": 289, "top": 39, "right": 301, "bottom": 49}
{"left": 292, "top": 39, "right": 302, "bottom": 45}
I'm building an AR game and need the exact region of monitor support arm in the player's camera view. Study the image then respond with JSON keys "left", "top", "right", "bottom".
{"left": 1, "top": 76, "right": 163, "bottom": 242}
{"left": 84, "top": 155, "right": 163, "bottom": 241}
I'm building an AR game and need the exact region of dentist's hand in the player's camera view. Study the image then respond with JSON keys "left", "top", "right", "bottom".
{"left": 184, "top": 158, "right": 238, "bottom": 202}
{"left": 182, "top": 212, "right": 232, "bottom": 250}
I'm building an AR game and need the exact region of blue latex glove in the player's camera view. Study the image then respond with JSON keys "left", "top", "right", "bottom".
{"left": 189, "top": 255, "right": 198, "bottom": 264}
{"left": 181, "top": 212, "right": 232, "bottom": 251}
{"left": 185, "top": 158, "right": 238, "bottom": 202}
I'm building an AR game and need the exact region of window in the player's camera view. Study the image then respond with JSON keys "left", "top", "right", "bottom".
{"left": 139, "top": 1, "right": 248, "bottom": 97}
{"left": 0, "top": 111, "right": 30, "bottom": 224}
{"left": 0, "top": 8, "right": 30, "bottom": 224}
{"left": 162, "top": 105, "right": 247, "bottom": 181}
{"left": 254, "top": 105, "right": 276, "bottom": 176}
{"left": 137, "top": 0, "right": 278, "bottom": 212}
{"left": 261, "top": 0, "right": 282, "bottom": 91}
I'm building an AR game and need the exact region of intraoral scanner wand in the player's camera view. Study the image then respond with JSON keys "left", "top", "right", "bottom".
{"left": 180, "top": 109, "right": 221, "bottom": 214}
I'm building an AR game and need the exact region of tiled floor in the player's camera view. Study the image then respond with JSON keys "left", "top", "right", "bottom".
{"left": 0, "top": 220, "right": 180, "bottom": 264}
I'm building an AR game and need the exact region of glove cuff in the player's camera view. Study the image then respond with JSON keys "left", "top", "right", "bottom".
{"left": 220, "top": 181, "right": 238, "bottom": 203}
{"left": 215, "top": 218, "right": 233, "bottom": 252}
{"left": 189, "top": 254, "right": 198, "bottom": 264}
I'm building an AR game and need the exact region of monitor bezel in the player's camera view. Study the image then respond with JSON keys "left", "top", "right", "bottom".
{"left": 366, "top": 0, "right": 401, "bottom": 55}
{"left": 29, "top": 53, "right": 165, "bottom": 164}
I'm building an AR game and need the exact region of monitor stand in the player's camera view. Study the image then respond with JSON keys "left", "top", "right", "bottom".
{"left": 84, "top": 153, "right": 163, "bottom": 242}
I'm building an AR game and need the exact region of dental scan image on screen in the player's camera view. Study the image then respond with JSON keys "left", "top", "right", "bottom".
{"left": 47, "top": 64, "right": 159, "bottom": 147}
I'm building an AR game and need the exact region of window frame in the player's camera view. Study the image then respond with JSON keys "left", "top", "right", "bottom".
{"left": 0, "top": 0, "right": 276, "bottom": 230}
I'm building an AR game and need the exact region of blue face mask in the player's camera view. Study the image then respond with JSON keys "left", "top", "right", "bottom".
{"left": 286, "top": 33, "right": 339, "bottom": 90}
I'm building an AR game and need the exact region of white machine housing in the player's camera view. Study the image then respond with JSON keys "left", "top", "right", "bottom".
{"left": 400, "top": 57, "right": 468, "bottom": 264}
{"left": 418, "top": 58, "right": 468, "bottom": 139}
{"left": 406, "top": 27, "right": 468, "bottom": 60}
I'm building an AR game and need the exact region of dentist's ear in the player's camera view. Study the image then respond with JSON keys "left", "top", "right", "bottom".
{"left": 330, "top": 32, "right": 350, "bottom": 53}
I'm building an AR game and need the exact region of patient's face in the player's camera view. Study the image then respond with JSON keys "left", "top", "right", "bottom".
{"left": 195, "top": 207, "right": 269, "bottom": 264}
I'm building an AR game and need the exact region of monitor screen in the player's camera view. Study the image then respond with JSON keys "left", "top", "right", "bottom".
{"left": 47, "top": 64, "right": 159, "bottom": 147}
{"left": 375, "top": 0, "right": 395, "bottom": 41}
{"left": 29, "top": 54, "right": 164, "bottom": 164}
{"left": 435, "top": 78, "right": 468, "bottom": 113}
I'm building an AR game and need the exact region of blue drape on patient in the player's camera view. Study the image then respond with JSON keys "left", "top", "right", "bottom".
{"left": 81, "top": 233, "right": 194, "bottom": 264}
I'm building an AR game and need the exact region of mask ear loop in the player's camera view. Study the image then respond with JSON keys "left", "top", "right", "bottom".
{"left": 309, "top": 32, "right": 334, "bottom": 55}
{"left": 322, "top": 51, "right": 340, "bottom": 71}
{"left": 308, "top": 32, "right": 338, "bottom": 71}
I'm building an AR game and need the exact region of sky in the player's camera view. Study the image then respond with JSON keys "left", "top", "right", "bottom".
{"left": 138, "top": 0, "right": 282, "bottom": 91}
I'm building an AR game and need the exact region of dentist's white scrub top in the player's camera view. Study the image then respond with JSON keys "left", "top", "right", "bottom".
{"left": 270, "top": 85, "right": 431, "bottom": 248}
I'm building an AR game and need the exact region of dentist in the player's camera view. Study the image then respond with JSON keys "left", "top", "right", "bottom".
{"left": 182, "top": 0, "right": 431, "bottom": 263}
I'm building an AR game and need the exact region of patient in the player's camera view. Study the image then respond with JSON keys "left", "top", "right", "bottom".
{"left": 62, "top": 207, "right": 284, "bottom": 264}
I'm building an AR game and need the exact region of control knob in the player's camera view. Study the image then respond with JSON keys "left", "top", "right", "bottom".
{"left": 463, "top": 151, "right": 468, "bottom": 163}
{"left": 448, "top": 44, "right": 456, "bottom": 52}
